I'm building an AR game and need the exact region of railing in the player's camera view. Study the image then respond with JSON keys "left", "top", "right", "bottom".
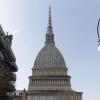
{"left": 8, "top": 73, "right": 16, "bottom": 81}
{"left": 7, "top": 81, "right": 16, "bottom": 92}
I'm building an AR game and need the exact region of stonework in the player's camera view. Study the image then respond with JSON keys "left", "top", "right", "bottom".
{"left": 0, "top": 25, "right": 18, "bottom": 99}
{"left": 15, "top": 6, "right": 83, "bottom": 100}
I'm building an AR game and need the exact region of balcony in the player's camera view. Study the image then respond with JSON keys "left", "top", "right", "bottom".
{"left": 0, "top": 81, "right": 15, "bottom": 95}
{"left": 9, "top": 62, "right": 18, "bottom": 72}
{"left": 7, "top": 73, "right": 16, "bottom": 81}
{"left": 6, "top": 81, "right": 16, "bottom": 92}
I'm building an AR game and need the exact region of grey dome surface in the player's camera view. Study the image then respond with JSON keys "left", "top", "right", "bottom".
{"left": 33, "top": 45, "right": 66, "bottom": 68}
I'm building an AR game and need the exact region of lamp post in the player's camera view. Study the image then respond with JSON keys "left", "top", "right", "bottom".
{"left": 97, "top": 18, "right": 100, "bottom": 51}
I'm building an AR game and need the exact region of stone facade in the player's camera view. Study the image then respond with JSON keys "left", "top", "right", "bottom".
{"left": 28, "top": 67, "right": 71, "bottom": 91}
{"left": 0, "top": 25, "right": 18, "bottom": 100}
{"left": 27, "top": 90, "right": 82, "bottom": 100}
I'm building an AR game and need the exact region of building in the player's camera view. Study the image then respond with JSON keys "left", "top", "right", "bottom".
{"left": 15, "top": 6, "right": 83, "bottom": 100}
{"left": 8, "top": 90, "right": 23, "bottom": 100}
{"left": 0, "top": 25, "right": 18, "bottom": 100}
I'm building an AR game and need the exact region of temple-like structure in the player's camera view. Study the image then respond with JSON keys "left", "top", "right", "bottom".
{"left": 0, "top": 25, "right": 18, "bottom": 100}
{"left": 26, "top": 6, "right": 83, "bottom": 100}
{"left": 13, "top": 6, "right": 83, "bottom": 100}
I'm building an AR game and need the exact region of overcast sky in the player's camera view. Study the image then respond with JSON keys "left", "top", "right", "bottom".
{"left": 0, "top": 0, "right": 100, "bottom": 100}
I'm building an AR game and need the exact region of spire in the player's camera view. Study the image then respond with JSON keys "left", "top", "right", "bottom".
{"left": 48, "top": 6, "right": 52, "bottom": 33}
{"left": 45, "top": 6, "right": 55, "bottom": 45}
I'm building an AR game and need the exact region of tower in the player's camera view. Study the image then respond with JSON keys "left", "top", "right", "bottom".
{"left": 26, "top": 6, "right": 83, "bottom": 100}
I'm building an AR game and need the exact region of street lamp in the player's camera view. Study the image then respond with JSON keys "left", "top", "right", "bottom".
{"left": 97, "top": 18, "right": 100, "bottom": 51}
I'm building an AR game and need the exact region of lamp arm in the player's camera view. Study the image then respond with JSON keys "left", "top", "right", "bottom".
{"left": 97, "top": 18, "right": 100, "bottom": 39}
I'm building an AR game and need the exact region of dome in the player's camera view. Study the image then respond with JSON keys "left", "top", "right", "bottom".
{"left": 33, "top": 6, "right": 66, "bottom": 69}
{"left": 33, "top": 45, "right": 66, "bottom": 68}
